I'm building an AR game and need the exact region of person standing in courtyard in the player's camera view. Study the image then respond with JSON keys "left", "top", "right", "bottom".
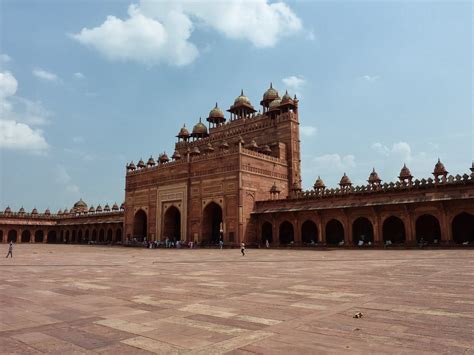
{"left": 265, "top": 239, "right": 270, "bottom": 248}
{"left": 241, "top": 242, "right": 245, "bottom": 256}
{"left": 5, "top": 241, "right": 13, "bottom": 258}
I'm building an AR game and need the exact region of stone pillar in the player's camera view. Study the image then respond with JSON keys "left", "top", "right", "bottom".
{"left": 17, "top": 228, "right": 22, "bottom": 243}
{"left": 320, "top": 217, "right": 326, "bottom": 245}
{"left": 405, "top": 214, "right": 416, "bottom": 247}
{"left": 294, "top": 218, "right": 301, "bottom": 245}
{"left": 43, "top": 229, "right": 48, "bottom": 243}
{"left": 374, "top": 215, "right": 383, "bottom": 247}
{"left": 344, "top": 218, "right": 351, "bottom": 246}
{"left": 317, "top": 221, "right": 323, "bottom": 244}
{"left": 440, "top": 211, "right": 452, "bottom": 245}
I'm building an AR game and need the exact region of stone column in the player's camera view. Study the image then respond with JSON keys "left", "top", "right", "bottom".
{"left": 17, "top": 228, "right": 22, "bottom": 243}
{"left": 405, "top": 213, "right": 416, "bottom": 247}
{"left": 43, "top": 229, "right": 48, "bottom": 243}
{"left": 374, "top": 214, "right": 383, "bottom": 247}
{"left": 294, "top": 217, "right": 301, "bottom": 245}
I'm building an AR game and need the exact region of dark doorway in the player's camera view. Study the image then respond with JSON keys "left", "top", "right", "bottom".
{"left": 99, "top": 229, "right": 105, "bottom": 242}
{"left": 47, "top": 230, "right": 57, "bottom": 243}
{"left": 279, "top": 221, "right": 294, "bottom": 245}
{"left": 8, "top": 230, "right": 17, "bottom": 243}
{"left": 21, "top": 230, "right": 31, "bottom": 243}
{"left": 202, "top": 202, "right": 223, "bottom": 244}
{"left": 72, "top": 230, "right": 77, "bottom": 243}
{"left": 133, "top": 209, "right": 148, "bottom": 241}
{"left": 383, "top": 216, "right": 406, "bottom": 244}
{"left": 35, "top": 230, "right": 44, "bottom": 243}
{"left": 326, "top": 219, "right": 344, "bottom": 245}
{"left": 261, "top": 222, "right": 273, "bottom": 244}
{"left": 65, "top": 230, "right": 70, "bottom": 243}
{"left": 301, "top": 220, "right": 318, "bottom": 244}
{"left": 84, "top": 230, "right": 90, "bottom": 243}
{"left": 78, "top": 230, "right": 83, "bottom": 244}
{"left": 452, "top": 212, "right": 474, "bottom": 244}
{"left": 92, "top": 229, "right": 97, "bottom": 242}
{"left": 163, "top": 206, "right": 181, "bottom": 242}
{"left": 115, "top": 228, "right": 122, "bottom": 242}
{"left": 416, "top": 214, "right": 441, "bottom": 244}
{"left": 352, "top": 217, "right": 374, "bottom": 245}
{"left": 107, "top": 229, "right": 113, "bottom": 243}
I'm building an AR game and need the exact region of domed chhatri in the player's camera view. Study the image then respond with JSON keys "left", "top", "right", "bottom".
{"left": 112, "top": 202, "right": 119, "bottom": 211}
{"left": 172, "top": 150, "right": 181, "bottom": 160}
{"left": 268, "top": 98, "right": 282, "bottom": 112}
{"left": 433, "top": 158, "right": 448, "bottom": 183}
{"left": 263, "top": 83, "right": 279, "bottom": 101}
{"left": 191, "top": 118, "right": 209, "bottom": 139}
{"left": 96, "top": 204, "right": 103, "bottom": 212}
{"left": 4, "top": 206, "right": 11, "bottom": 214}
{"left": 128, "top": 161, "right": 136, "bottom": 171}
{"left": 313, "top": 176, "right": 326, "bottom": 190}
{"left": 228, "top": 90, "right": 256, "bottom": 119}
{"left": 44, "top": 208, "right": 51, "bottom": 215}
{"left": 104, "top": 204, "right": 111, "bottom": 212}
{"left": 147, "top": 156, "right": 156, "bottom": 167}
{"left": 207, "top": 103, "right": 226, "bottom": 127}
{"left": 89, "top": 206, "right": 95, "bottom": 213}
{"left": 31, "top": 207, "right": 38, "bottom": 215}
{"left": 177, "top": 124, "right": 190, "bottom": 141}
{"left": 159, "top": 152, "right": 170, "bottom": 164}
{"left": 368, "top": 168, "right": 382, "bottom": 185}
{"left": 339, "top": 173, "right": 352, "bottom": 187}
{"left": 281, "top": 90, "right": 293, "bottom": 104}
{"left": 73, "top": 199, "right": 88, "bottom": 213}
{"left": 137, "top": 158, "right": 146, "bottom": 169}
{"left": 399, "top": 163, "right": 413, "bottom": 182}
{"left": 234, "top": 89, "right": 251, "bottom": 106}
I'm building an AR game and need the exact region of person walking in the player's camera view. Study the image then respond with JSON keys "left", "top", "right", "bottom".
{"left": 265, "top": 239, "right": 270, "bottom": 248}
{"left": 5, "top": 241, "right": 13, "bottom": 258}
{"left": 241, "top": 242, "right": 245, "bottom": 256}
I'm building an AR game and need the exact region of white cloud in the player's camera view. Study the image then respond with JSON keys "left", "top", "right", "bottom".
{"left": 372, "top": 141, "right": 411, "bottom": 162}
{"left": 300, "top": 125, "right": 317, "bottom": 137}
{"left": 313, "top": 153, "right": 356, "bottom": 171}
{"left": 72, "top": 0, "right": 302, "bottom": 66}
{"left": 0, "top": 54, "right": 12, "bottom": 67}
{"left": 74, "top": 72, "right": 85, "bottom": 79}
{"left": 0, "top": 120, "right": 48, "bottom": 152}
{"left": 362, "top": 75, "right": 380, "bottom": 82}
{"left": 56, "top": 165, "right": 81, "bottom": 195}
{"left": 0, "top": 71, "right": 50, "bottom": 153}
{"left": 282, "top": 75, "right": 306, "bottom": 91}
{"left": 33, "top": 68, "right": 59, "bottom": 82}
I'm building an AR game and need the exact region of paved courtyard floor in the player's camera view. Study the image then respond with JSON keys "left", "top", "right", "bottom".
{"left": 0, "top": 245, "right": 472, "bottom": 354}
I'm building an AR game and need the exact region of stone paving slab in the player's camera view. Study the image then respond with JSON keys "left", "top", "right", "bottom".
{"left": 0, "top": 245, "right": 472, "bottom": 354}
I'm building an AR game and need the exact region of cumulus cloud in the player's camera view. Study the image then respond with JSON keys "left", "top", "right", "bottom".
{"left": 362, "top": 75, "right": 380, "bottom": 82}
{"left": 372, "top": 141, "right": 412, "bottom": 162}
{"left": 74, "top": 72, "right": 85, "bottom": 79}
{"left": 313, "top": 153, "right": 356, "bottom": 170}
{"left": 282, "top": 75, "right": 306, "bottom": 91}
{"left": 56, "top": 165, "right": 80, "bottom": 195}
{"left": 0, "top": 71, "right": 50, "bottom": 153}
{"left": 33, "top": 68, "right": 60, "bottom": 82}
{"left": 72, "top": 0, "right": 302, "bottom": 66}
{"left": 300, "top": 125, "right": 317, "bottom": 137}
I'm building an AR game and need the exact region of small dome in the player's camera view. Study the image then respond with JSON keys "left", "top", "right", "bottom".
{"left": 434, "top": 158, "right": 448, "bottom": 175}
{"left": 104, "top": 204, "right": 111, "bottom": 212}
{"left": 44, "top": 208, "right": 51, "bottom": 215}
{"left": 96, "top": 204, "right": 103, "bottom": 212}
{"left": 339, "top": 173, "right": 352, "bottom": 186}
{"left": 120, "top": 202, "right": 125, "bottom": 210}
{"left": 112, "top": 202, "right": 119, "bottom": 211}
{"left": 89, "top": 206, "right": 95, "bottom": 213}
{"left": 57, "top": 209, "right": 63, "bottom": 215}
{"left": 368, "top": 168, "right": 382, "bottom": 184}
{"left": 64, "top": 208, "right": 69, "bottom": 214}
{"left": 177, "top": 124, "right": 190, "bottom": 138}
{"left": 74, "top": 198, "right": 87, "bottom": 209}
{"left": 209, "top": 103, "right": 225, "bottom": 119}
{"left": 261, "top": 145, "right": 272, "bottom": 154}
{"left": 281, "top": 90, "right": 293, "bottom": 105}
{"left": 137, "top": 158, "right": 146, "bottom": 169}
{"left": 314, "top": 176, "right": 325, "bottom": 189}
{"left": 147, "top": 156, "right": 155, "bottom": 167}
{"left": 19, "top": 206, "right": 25, "bottom": 214}
{"left": 31, "top": 207, "right": 38, "bottom": 215}
{"left": 247, "top": 139, "right": 259, "bottom": 151}
{"left": 399, "top": 163, "right": 413, "bottom": 180}
{"left": 172, "top": 150, "right": 181, "bottom": 160}
{"left": 192, "top": 118, "right": 208, "bottom": 136}
{"left": 263, "top": 83, "right": 279, "bottom": 101}
{"left": 4, "top": 206, "right": 11, "bottom": 213}
{"left": 190, "top": 146, "right": 201, "bottom": 156}
{"left": 268, "top": 98, "right": 282, "bottom": 110}
{"left": 159, "top": 152, "right": 169, "bottom": 163}
{"left": 220, "top": 140, "right": 229, "bottom": 150}
{"left": 204, "top": 142, "right": 214, "bottom": 153}
{"left": 234, "top": 89, "right": 251, "bottom": 105}
{"left": 129, "top": 161, "right": 136, "bottom": 170}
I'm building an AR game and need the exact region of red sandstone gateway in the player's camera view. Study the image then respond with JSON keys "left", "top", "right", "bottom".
{"left": 1, "top": 85, "right": 474, "bottom": 246}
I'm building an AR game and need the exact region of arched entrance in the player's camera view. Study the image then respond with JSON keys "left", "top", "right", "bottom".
{"left": 352, "top": 217, "right": 374, "bottom": 245}
{"left": 84, "top": 230, "right": 90, "bottom": 243}
{"left": 133, "top": 209, "right": 148, "bottom": 241}
{"left": 78, "top": 230, "right": 83, "bottom": 244}
{"left": 163, "top": 206, "right": 181, "bottom": 242}
{"left": 326, "top": 219, "right": 344, "bottom": 245}
{"left": 99, "top": 229, "right": 105, "bottom": 242}
{"left": 47, "top": 230, "right": 57, "bottom": 243}
{"left": 301, "top": 220, "right": 318, "bottom": 244}
{"left": 202, "top": 202, "right": 222, "bottom": 244}
{"left": 21, "top": 230, "right": 31, "bottom": 243}
{"left": 416, "top": 214, "right": 441, "bottom": 244}
{"left": 72, "top": 230, "right": 77, "bottom": 243}
{"left": 115, "top": 228, "right": 122, "bottom": 242}
{"left": 107, "top": 229, "right": 113, "bottom": 243}
{"left": 383, "top": 216, "right": 406, "bottom": 244}
{"left": 8, "top": 230, "right": 17, "bottom": 243}
{"left": 452, "top": 212, "right": 474, "bottom": 244}
{"left": 261, "top": 222, "right": 273, "bottom": 244}
{"left": 279, "top": 221, "right": 294, "bottom": 245}
{"left": 65, "top": 230, "right": 70, "bottom": 243}
{"left": 92, "top": 229, "right": 97, "bottom": 242}
{"left": 35, "top": 230, "right": 44, "bottom": 243}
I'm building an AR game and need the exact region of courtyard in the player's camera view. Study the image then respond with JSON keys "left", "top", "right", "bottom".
{"left": 0, "top": 245, "right": 472, "bottom": 354}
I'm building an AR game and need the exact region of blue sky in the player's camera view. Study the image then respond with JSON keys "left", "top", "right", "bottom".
{"left": 0, "top": 0, "right": 472, "bottom": 211}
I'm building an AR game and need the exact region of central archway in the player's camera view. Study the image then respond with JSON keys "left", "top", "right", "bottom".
{"left": 416, "top": 214, "right": 441, "bottom": 244}
{"left": 21, "top": 230, "right": 31, "bottom": 243}
{"left": 163, "top": 206, "right": 181, "bottom": 242}
{"left": 279, "top": 221, "right": 294, "bottom": 245}
{"left": 352, "top": 217, "right": 374, "bottom": 245}
{"left": 35, "top": 230, "right": 44, "bottom": 243}
{"left": 8, "top": 230, "right": 17, "bottom": 243}
{"left": 452, "top": 212, "right": 474, "bottom": 244}
{"left": 383, "top": 216, "right": 406, "bottom": 244}
{"left": 326, "top": 219, "right": 344, "bottom": 245}
{"left": 261, "top": 222, "right": 273, "bottom": 244}
{"left": 202, "top": 202, "right": 222, "bottom": 244}
{"left": 47, "top": 230, "right": 57, "bottom": 244}
{"left": 133, "top": 209, "right": 148, "bottom": 241}
{"left": 301, "top": 220, "right": 318, "bottom": 244}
